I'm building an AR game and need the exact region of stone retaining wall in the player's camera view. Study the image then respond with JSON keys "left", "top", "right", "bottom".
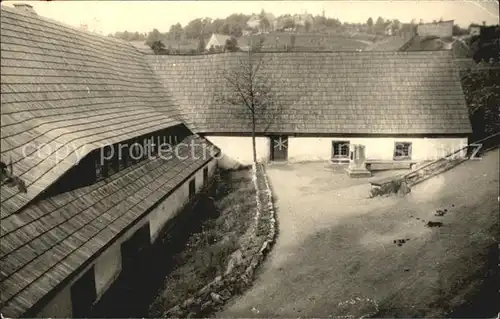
{"left": 163, "top": 163, "right": 277, "bottom": 318}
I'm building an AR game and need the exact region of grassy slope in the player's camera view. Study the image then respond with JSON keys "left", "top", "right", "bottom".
{"left": 149, "top": 168, "right": 256, "bottom": 316}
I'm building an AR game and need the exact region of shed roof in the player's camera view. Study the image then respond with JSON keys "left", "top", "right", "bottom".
{"left": 147, "top": 51, "right": 472, "bottom": 135}
{"left": 0, "top": 6, "right": 182, "bottom": 215}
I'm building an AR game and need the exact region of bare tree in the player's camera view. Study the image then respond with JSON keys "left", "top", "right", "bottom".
{"left": 215, "top": 50, "right": 285, "bottom": 163}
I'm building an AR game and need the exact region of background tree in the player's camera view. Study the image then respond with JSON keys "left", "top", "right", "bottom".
{"left": 367, "top": 17, "right": 373, "bottom": 33}
{"left": 197, "top": 36, "right": 206, "bottom": 53}
{"left": 460, "top": 67, "right": 500, "bottom": 139}
{"left": 259, "top": 9, "right": 271, "bottom": 33}
{"left": 224, "top": 37, "right": 239, "bottom": 52}
{"left": 216, "top": 52, "right": 285, "bottom": 163}
{"left": 304, "top": 20, "right": 312, "bottom": 32}
{"left": 374, "top": 16, "right": 385, "bottom": 34}
{"left": 184, "top": 18, "right": 204, "bottom": 39}
{"left": 150, "top": 40, "right": 168, "bottom": 54}
{"left": 167, "top": 23, "right": 183, "bottom": 41}
{"left": 145, "top": 28, "right": 163, "bottom": 45}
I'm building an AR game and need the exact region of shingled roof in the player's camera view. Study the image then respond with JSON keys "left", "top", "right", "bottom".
{"left": 399, "top": 35, "right": 472, "bottom": 58}
{"left": 0, "top": 6, "right": 183, "bottom": 215}
{"left": 0, "top": 134, "right": 218, "bottom": 317}
{"left": 147, "top": 51, "right": 472, "bottom": 135}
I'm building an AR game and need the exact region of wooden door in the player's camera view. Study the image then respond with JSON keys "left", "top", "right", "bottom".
{"left": 71, "top": 267, "right": 97, "bottom": 318}
{"left": 270, "top": 136, "right": 288, "bottom": 161}
{"left": 121, "top": 223, "right": 151, "bottom": 278}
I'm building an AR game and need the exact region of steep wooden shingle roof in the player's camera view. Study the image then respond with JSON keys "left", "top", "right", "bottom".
{"left": 0, "top": 6, "right": 182, "bottom": 215}
{"left": 0, "top": 134, "right": 219, "bottom": 317}
{"left": 147, "top": 51, "right": 472, "bottom": 135}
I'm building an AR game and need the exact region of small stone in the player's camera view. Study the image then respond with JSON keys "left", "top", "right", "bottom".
{"left": 210, "top": 292, "right": 224, "bottom": 304}
{"left": 182, "top": 298, "right": 195, "bottom": 308}
{"left": 404, "top": 268, "right": 410, "bottom": 272}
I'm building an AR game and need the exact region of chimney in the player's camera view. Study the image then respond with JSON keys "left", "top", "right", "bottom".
{"left": 13, "top": 3, "right": 37, "bottom": 15}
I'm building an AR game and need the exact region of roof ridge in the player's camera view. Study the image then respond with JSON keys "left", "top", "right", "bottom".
{"left": 0, "top": 4, "right": 134, "bottom": 49}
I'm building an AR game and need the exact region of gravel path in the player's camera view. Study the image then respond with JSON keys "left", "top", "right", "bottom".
{"left": 217, "top": 151, "right": 499, "bottom": 317}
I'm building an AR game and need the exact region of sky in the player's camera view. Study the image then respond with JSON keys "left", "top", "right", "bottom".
{"left": 2, "top": 0, "right": 499, "bottom": 35}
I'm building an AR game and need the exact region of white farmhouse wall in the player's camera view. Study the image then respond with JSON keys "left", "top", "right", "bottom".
{"left": 94, "top": 245, "right": 121, "bottom": 297}
{"left": 204, "top": 135, "right": 467, "bottom": 164}
{"left": 148, "top": 158, "right": 216, "bottom": 241}
{"left": 205, "top": 136, "right": 270, "bottom": 168}
{"left": 35, "top": 158, "right": 217, "bottom": 318}
{"left": 36, "top": 285, "right": 73, "bottom": 318}
{"left": 288, "top": 137, "right": 468, "bottom": 162}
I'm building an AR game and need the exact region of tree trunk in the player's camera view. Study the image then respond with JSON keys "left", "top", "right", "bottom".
{"left": 252, "top": 114, "right": 257, "bottom": 163}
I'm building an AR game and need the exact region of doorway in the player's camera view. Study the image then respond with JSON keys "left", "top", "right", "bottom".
{"left": 270, "top": 136, "right": 288, "bottom": 161}
{"left": 121, "top": 223, "right": 152, "bottom": 278}
{"left": 71, "top": 267, "right": 97, "bottom": 318}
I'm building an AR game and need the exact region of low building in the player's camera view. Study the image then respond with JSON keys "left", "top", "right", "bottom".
{"left": 0, "top": 6, "right": 219, "bottom": 318}
{"left": 205, "top": 33, "right": 231, "bottom": 51}
{"left": 148, "top": 51, "right": 471, "bottom": 166}
{"left": 416, "top": 20, "right": 454, "bottom": 38}
{"left": 129, "top": 40, "right": 155, "bottom": 54}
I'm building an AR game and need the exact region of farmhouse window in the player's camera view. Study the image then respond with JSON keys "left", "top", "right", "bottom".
{"left": 104, "top": 145, "right": 118, "bottom": 176}
{"left": 130, "top": 139, "right": 142, "bottom": 163}
{"left": 118, "top": 143, "right": 127, "bottom": 170}
{"left": 203, "top": 167, "right": 209, "bottom": 186}
{"left": 332, "top": 141, "right": 350, "bottom": 158}
{"left": 189, "top": 179, "right": 196, "bottom": 198}
{"left": 70, "top": 266, "right": 96, "bottom": 318}
{"left": 94, "top": 152, "right": 104, "bottom": 181}
{"left": 394, "top": 142, "right": 412, "bottom": 160}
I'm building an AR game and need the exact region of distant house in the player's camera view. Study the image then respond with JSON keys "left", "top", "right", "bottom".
{"left": 294, "top": 12, "right": 314, "bottom": 27}
{"left": 129, "top": 40, "right": 154, "bottom": 54}
{"left": 399, "top": 34, "right": 472, "bottom": 59}
{"left": 384, "top": 22, "right": 394, "bottom": 36}
{"left": 247, "top": 13, "right": 276, "bottom": 33}
{"left": 247, "top": 14, "right": 261, "bottom": 29}
{"left": 416, "top": 20, "right": 454, "bottom": 38}
{"left": 205, "top": 33, "right": 231, "bottom": 51}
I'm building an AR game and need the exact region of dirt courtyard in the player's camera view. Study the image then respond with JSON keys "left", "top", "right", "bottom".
{"left": 217, "top": 151, "right": 499, "bottom": 318}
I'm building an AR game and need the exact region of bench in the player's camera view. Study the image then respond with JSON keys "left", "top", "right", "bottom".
{"left": 365, "top": 159, "right": 419, "bottom": 171}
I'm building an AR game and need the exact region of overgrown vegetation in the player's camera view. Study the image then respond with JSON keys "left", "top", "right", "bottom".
{"left": 148, "top": 166, "right": 256, "bottom": 316}
{"left": 460, "top": 66, "right": 500, "bottom": 139}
